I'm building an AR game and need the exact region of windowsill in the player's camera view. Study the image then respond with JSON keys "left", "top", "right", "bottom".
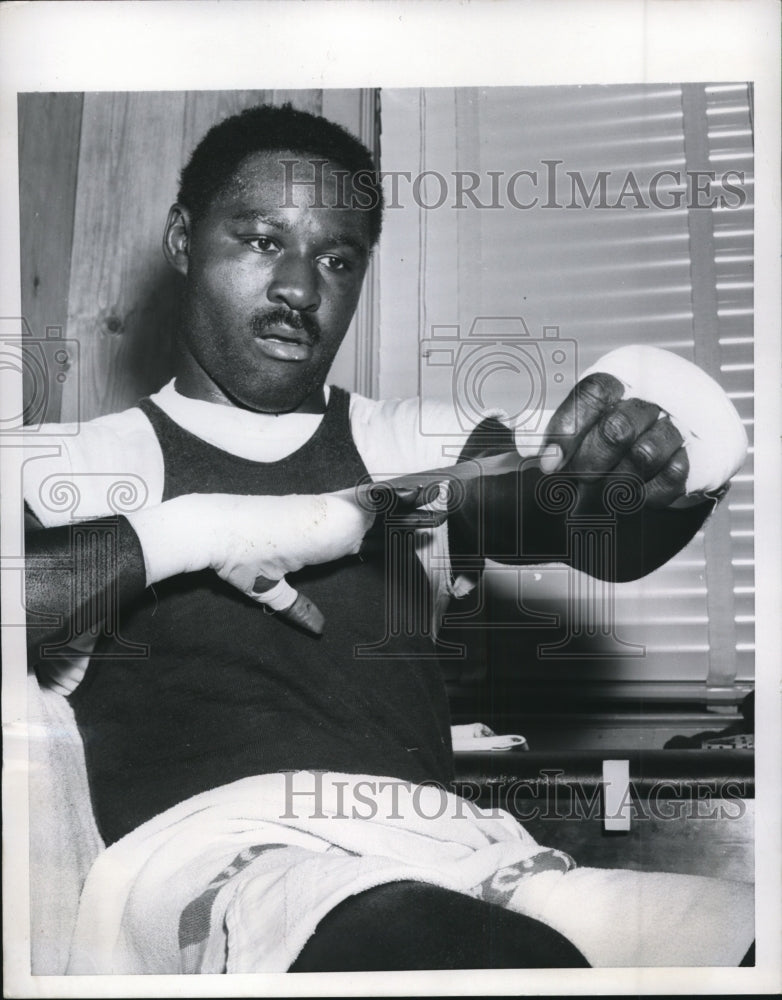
{"left": 449, "top": 708, "right": 748, "bottom": 753}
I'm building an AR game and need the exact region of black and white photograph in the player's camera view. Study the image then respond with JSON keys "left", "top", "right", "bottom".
{"left": 1, "top": 2, "right": 780, "bottom": 997}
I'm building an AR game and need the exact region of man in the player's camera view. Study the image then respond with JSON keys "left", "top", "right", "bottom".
{"left": 24, "top": 104, "right": 753, "bottom": 973}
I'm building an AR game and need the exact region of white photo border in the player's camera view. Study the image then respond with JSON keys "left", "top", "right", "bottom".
{"left": 1, "top": 1, "right": 779, "bottom": 996}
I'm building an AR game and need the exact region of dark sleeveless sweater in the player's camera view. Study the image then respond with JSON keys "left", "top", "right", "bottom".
{"left": 70, "top": 388, "right": 454, "bottom": 845}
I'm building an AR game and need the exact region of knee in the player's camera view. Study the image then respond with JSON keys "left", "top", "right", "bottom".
{"left": 338, "top": 880, "right": 459, "bottom": 925}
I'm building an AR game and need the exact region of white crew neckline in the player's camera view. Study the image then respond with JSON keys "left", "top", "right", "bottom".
{"left": 148, "top": 380, "right": 332, "bottom": 463}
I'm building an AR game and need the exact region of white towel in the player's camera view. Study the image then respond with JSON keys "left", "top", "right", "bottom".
{"left": 67, "top": 770, "right": 753, "bottom": 973}
{"left": 27, "top": 676, "right": 104, "bottom": 974}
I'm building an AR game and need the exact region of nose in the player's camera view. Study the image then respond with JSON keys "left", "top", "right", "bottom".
{"left": 267, "top": 255, "right": 321, "bottom": 313}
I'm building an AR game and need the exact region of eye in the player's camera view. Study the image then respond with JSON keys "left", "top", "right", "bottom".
{"left": 318, "top": 254, "right": 349, "bottom": 272}
{"left": 245, "top": 236, "right": 279, "bottom": 254}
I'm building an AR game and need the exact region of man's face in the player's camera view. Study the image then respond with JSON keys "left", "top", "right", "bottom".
{"left": 172, "top": 150, "right": 371, "bottom": 413}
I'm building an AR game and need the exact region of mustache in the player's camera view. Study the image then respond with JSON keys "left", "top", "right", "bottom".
{"left": 251, "top": 307, "right": 321, "bottom": 341}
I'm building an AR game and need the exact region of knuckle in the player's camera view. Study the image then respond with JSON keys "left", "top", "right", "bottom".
{"left": 629, "top": 439, "right": 658, "bottom": 471}
{"left": 580, "top": 371, "right": 624, "bottom": 399}
{"left": 576, "top": 373, "right": 623, "bottom": 412}
{"left": 576, "top": 381, "right": 606, "bottom": 410}
{"left": 661, "top": 452, "right": 689, "bottom": 485}
{"left": 599, "top": 408, "right": 635, "bottom": 447}
{"left": 663, "top": 419, "right": 684, "bottom": 450}
{"left": 625, "top": 397, "right": 660, "bottom": 421}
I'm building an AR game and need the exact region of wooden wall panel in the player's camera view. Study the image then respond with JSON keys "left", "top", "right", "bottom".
{"left": 18, "top": 93, "right": 83, "bottom": 424}
{"left": 54, "top": 88, "right": 365, "bottom": 423}
{"left": 268, "top": 90, "right": 323, "bottom": 115}
{"left": 180, "top": 90, "right": 324, "bottom": 185}
{"left": 61, "top": 92, "right": 187, "bottom": 422}
{"left": 180, "top": 90, "right": 276, "bottom": 168}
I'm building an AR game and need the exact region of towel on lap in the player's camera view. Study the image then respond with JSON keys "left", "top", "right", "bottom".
{"left": 67, "top": 771, "right": 753, "bottom": 973}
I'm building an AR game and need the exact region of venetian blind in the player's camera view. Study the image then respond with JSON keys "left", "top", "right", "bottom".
{"left": 378, "top": 84, "right": 754, "bottom": 703}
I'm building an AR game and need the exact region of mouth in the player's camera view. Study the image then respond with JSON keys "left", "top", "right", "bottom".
{"left": 253, "top": 325, "right": 314, "bottom": 362}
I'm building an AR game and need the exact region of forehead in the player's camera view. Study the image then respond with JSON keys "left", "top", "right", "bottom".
{"left": 209, "top": 149, "right": 371, "bottom": 239}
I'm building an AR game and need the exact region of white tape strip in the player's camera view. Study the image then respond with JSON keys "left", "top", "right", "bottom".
{"left": 251, "top": 577, "right": 298, "bottom": 611}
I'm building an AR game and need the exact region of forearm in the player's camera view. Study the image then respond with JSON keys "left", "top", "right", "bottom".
{"left": 451, "top": 465, "right": 714, "bottom": 581}
{"left": 577, "top": 492, "right": 715, "bottom": 582}
{"left": 24, "top": 513, "right": 148, "bottom": 663}
{"left": 447, "top": 419, "right": 716, "bottom": 582}
{"left": 25, "top": 488, "right": 372, "bottom": 662}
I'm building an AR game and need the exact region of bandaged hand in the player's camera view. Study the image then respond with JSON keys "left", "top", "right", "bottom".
{"left": 538, "top": 345, "right": 747, "bottom": 509}
{"left": 449, "top": 345, "right": 746, "bottom": 582}
{"left": 125, "top": 492, "right": 374, "bottom": 595}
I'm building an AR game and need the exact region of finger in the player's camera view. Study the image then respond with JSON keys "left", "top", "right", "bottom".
{"left": 386, "top": 480, "right": 451, "bottom": 527}
{"left": 541, "top": 372, "right": 625, "bottom": 472}
{"left": 567, "top": 398, "right": 661, "bottom": 473}
{"left": 250, "top": 576, "right": 325, "bottom": 635}
{"left": 279, "top": 592, "right": 326, "bottom": 635}
{"left": 614, "top": 414, "right": 684, "bottom": 482}
{"left": 642, "top": 445, "right": 690, "bottom": 508}
{"left": 358, "top": 482, "right": 434, "bottom": 516}
{"left": 388, "top": 485, "right": 424, "bottom": 509}
{"left": 251, "top": 575, "right": 294, "bottom": 603}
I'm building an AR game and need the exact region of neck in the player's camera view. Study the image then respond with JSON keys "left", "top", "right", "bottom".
{"left": 173, "top": 370, "right": 327, "bottom": 415}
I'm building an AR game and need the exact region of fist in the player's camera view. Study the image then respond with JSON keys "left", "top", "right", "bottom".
{"left": 540, "top": 346, "right": 748, "bottom": 509}
{"left": 541, "top": 372, "right": 688, "bottom": 509}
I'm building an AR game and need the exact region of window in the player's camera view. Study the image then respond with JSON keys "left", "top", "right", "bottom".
{"left": 378, "top": 85, "right": 754, "bottom": 704}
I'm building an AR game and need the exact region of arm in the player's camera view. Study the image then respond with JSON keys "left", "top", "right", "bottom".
{"left": 24, "top": 491, "right": 374, "bottom": 663}
{"left": 25, "top": 507, "right": 148, "bottom": 666}
{"left": 448, "top": 449, "right": 715, "bottom": 582}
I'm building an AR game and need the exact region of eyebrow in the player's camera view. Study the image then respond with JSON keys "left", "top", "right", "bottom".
{"left": 230, "top": 210, "right": 370, "bottom": 255}
{"left": 325, "top": 232, "right": 370, "bottom": 255}
{"left": 231, "top": 209, "right": 292, "bottom": 229}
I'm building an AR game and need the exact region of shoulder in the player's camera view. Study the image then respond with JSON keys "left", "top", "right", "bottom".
{"left": 23, "top": 406, "right": 164, "bottom": 526}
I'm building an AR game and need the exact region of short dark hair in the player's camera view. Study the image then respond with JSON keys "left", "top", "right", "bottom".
{"left": 177, "top": 103, "right": 384, "bottom": 245}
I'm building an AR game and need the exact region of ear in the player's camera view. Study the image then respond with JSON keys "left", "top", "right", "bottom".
{"left": 162, "top": 204, "right": 191, "bottom": 276}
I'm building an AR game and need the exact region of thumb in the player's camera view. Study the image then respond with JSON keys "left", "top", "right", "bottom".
{"left": 538, "top": 443, "right": 564, "bottom": 474}
{"left": 250, "top": 575, "right": 326, "bottom": 636}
